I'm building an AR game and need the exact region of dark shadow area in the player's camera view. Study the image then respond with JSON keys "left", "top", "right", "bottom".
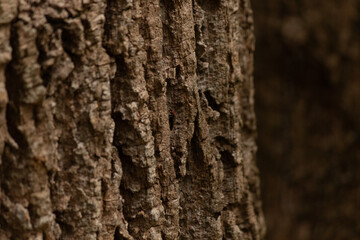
{"left": 251, "top": 1, "right": 360, "bottom": 239}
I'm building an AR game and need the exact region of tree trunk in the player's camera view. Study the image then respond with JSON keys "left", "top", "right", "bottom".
{"left": 0, "top": 0, "right": 264, "bottom": 239}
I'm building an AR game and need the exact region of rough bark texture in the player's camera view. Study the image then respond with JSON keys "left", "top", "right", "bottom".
{"left": 252, "top": 0, "right": 360, "bottom": 239}
{"left": 0, "top": 0, "right": 264, "bottom": 239}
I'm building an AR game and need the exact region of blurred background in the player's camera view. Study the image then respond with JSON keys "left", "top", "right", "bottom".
{"left": 251, "top": 0, "right": 360, "bottom": 240}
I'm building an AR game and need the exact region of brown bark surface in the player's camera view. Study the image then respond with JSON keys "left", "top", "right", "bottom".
{"left": 0, "top": 0, "right": 264, "bottom": 239}
{"left": 252, "top": 0, "right": 360, "bottom": 239}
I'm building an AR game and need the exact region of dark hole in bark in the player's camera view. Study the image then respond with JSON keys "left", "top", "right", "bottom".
{"left": 101, "top": 179, "right": 107, "bottom": 200}
{"left": 189, "top": 113, "right": 205, "bottom": 166}
{"left": 227, "top": 52, "right": 234, "bottom": 74}
{"left": 204, "top": 90, "right": 220, "bottom": 111}
{"left": 4, "top": 48, "right": 27, "bottom": 149}
{"left": 61, "top": 26, "right": 83, "bottom": 61}
{"left": 169, "top": 110, "right": 175, "bottom": 130}
{"left": 161, "top": 231, "right": 166, "bottom": 240}
{"left": 111, "top": 112, "right": 134, "bottom": 146}
{"left": 5, "top": 105, "right": 27, "bottom": 149}
{"left": 110, "top": 159, "right": 116, "bottom": 179}
{"left": 220, "top": 150, "right": 236, "bottom": 168}
{"left": 197, "top": 0, "right": 221, "bottom": 11}
{"left": 114, "top": 226, "right": 121, "bottom": 240}
{"left": 53, "top": 210, "right": 74, "bottom": 234}
{"left": 175, "top": 65, "right": 181, "bottom": 79}
{"left": 160, "top": 0, "right": 179, "bottom": 11}
{"left": 214, "top": 211, "right": 221, "bottom": 218}
{"left": 61, "top": 29, "right": 74, "bottom": 53}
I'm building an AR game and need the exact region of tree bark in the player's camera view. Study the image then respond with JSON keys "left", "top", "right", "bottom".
{"left": 0, "top": 0, "right": 264, "bottom": 239}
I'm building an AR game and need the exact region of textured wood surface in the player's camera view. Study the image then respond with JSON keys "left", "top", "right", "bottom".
{"left": 0, "top": 0, "right": 264, "bottom": 239}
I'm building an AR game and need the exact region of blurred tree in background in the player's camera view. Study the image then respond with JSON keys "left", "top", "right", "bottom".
{"left": 252, "top": 0, "right": 360, "bottom": 239}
